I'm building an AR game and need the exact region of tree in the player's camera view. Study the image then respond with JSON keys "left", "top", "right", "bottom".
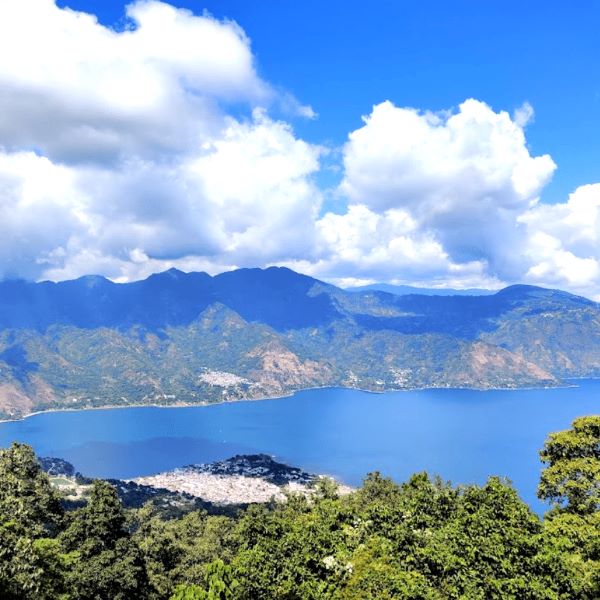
{"left": 170, "top": 560, "right": 239, "bottom": 600}
{"left": 132, "top": 506, "right": 237, "bottom": 598}
{"left": 538, "top": 416, "right": 600, "bottom": 599}
{"left": 0, "top": 443, "right": 69, "bottom": 599}
{"left": 538, "top": 415, "right": 600, "bottom": 515}
{"left": 61, "top": 480, "right": 149, "bottom": 599}
{"left": 171, "top": 583, "right": 207, "bottom": 600}
{"left": 0, "top": 443, "right": 63, "bottom": 536}
{"left": 62, "top": 480, "right": 126, "bottom": 553}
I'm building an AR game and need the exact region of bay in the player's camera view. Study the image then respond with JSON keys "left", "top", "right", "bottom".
{"left": 1, "top": 380, "right": 599, "bottom": 512}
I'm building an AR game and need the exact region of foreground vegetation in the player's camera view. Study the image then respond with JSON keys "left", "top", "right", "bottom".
{"left": 1, "top": 416, "right": 598, "bottom": 599}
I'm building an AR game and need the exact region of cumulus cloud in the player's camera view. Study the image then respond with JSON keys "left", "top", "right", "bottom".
{"left": 0, "top": 151, "right": 87, "bottom": 279}
{"left": 311, "top": 204, "right": 488, "bottom": 284}
{"left": 2, "top": 110, "right": 323, "bottom": 283}
{"left": 519, "top": 184, "right": 600, "bottom": 294}
{"left": 513, "top": 101, "right": 535, "bottom": 128}
{"left": 0, "top": 0, "right": 272, "bottom": 165}
{"left": 0, "top": 0, "right": 322, "bottom": 282}
{"left": 1, "top": 1, "right": 599, "bottom": 298}
{"left": 336, "top": 99, "right": 556, "bottom": 280}
{"left": 310, "top": 99, "right": 600, "bottom": 297}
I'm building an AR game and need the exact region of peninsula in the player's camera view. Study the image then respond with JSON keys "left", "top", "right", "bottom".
{"left": 40, "top": 454, "right": 351, "bottom": 511}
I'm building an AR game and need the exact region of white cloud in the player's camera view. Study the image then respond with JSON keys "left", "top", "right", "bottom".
{"left": 182, "top": 111, "right": 322, "bottom": 263}
{"left": 0, "top": 0, "right": 272, "bottom": 165}
{"left": 314, "top": 204, "right": 478, "bottom": 280}
{"left": 9, "top": 111, "right": 322, "bottom": 283}
{"left": 0, "top": 151, "right": 87, "bottom": 279}
{"left": 519, "top": 184, "right": 600, "bottom": 294}
{"left": 292, "top": 204, "right": 497, "bottom": 289}
{"left": 337, "top": 99, "right": 556, "bottom": 280}
{"left": 0, "top": 1, "right": 323, "bottom": 282}
{"left": 513, "top": 101, "right": 534, "bottom": 128}
{"left": 0, "top": 1, "right": 599, "bottom": 298}
{"left": 312, "top": 99, "right": 600, "bottom": 297}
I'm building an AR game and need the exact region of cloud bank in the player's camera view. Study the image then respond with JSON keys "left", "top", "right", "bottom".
{"left": 1, "top": 1, "right": 599, "bottom": 298}
{"left": 305, "top": 100, "right": 599, "bottom": 298}
{"left": 0, "top": 0, "right": 321, "bottom": 282}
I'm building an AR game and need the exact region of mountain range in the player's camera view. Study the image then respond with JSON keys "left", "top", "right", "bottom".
{"left": 0, "top": 266, "right": 599, "bottom": 420}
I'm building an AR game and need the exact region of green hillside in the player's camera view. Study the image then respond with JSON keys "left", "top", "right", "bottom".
{"left": 1, "top": 269, "right": 599, "bottom": 420}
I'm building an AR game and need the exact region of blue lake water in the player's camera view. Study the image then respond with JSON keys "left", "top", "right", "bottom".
{"left": 1, "top": 381, "right": 599, "bottom": 512}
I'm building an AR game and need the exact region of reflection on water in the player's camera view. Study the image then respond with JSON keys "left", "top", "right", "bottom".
{"left": 61, "top": 437, "right": 256, "bottom": 479}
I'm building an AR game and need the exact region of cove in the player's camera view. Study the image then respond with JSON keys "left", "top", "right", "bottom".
{"left": 1, "top": 381, "right": 599, "bottom": 512}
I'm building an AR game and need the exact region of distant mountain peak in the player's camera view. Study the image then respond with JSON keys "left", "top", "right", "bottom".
{"left": 75, "top": 274, "right": 111, "bottom": 288}
{"left": 495, "top": 283, "right": 595, "bottom": 305}
{"left": 150, "top": 267, "right": 188, "bottom": 279}
{"left": 496, "top": 284, "right": 548, "bottom": 294}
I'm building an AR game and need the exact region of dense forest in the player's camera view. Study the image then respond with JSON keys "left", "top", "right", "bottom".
{"left": 1, "top": 416, "right": 598, "bottom": 599}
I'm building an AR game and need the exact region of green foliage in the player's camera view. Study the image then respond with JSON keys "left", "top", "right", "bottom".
{"left": 0, "top": 415, "right": 598, "bottom": 599}
{"left": 0, "top": 444, "right": 72, "bottom": 599}
{"left": 538, "top": 416, "right": 600, "bottom": 599}
{"left": 169, "top": 560, "right": 239, "bottom": 599}
{"left": 171, "top": 583, "right": 207, "bottom": 599}
{"left": 0, "top": 443, "right": 63, "bottom": 536}
{"left": 0, "top": 526, "right": 74, "bottom": 600}
{"left": 229, "top": 472, "right": 564, "bottom": 599}
{"left": 61, "top": 480, "right": 127, "bottom": 553}
{"left": 61, "top": 480, "right": 149, "bottom": 599}
{"left": 541, "top": 511, "right": 600, "bottom": 599}
{"left": 132, "top": 507, "right": 237, "bottom": 598}
{"left": 538, "top": 415, "right": 600, "bottom": 514}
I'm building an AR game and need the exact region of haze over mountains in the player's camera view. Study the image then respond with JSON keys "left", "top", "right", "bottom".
{"left": 0, "top": 266, "right": 599, "bottom": 420}
{"left": 346, "top": 283, "right": 495, "bottom": 296}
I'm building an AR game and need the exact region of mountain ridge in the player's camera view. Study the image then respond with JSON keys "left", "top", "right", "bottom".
{"left": 0, "top": 267, "right": 598, "bottom": 420}
{"left": 346, "top": 282, "right": 496, "bottom": 296}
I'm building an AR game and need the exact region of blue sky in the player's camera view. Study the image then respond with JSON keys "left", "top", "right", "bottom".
{"left": 60, "top": 0, "right": 600, "bottom": 205}
{"left": 1, "top": 1, "right": 600, "bottom": 297}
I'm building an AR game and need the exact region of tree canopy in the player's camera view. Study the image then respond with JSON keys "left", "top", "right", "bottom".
{"left": 538, "top": 415, "right": 600, "bottom": 514}
{"left": 0, "top": 415, "right": 598, "bottom": 599}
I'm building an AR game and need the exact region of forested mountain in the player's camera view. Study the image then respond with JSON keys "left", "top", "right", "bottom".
{"left": 1, "top": 267, "right": 599, "bottom": 419}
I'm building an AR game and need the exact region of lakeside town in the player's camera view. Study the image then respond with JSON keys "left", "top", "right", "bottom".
{"left": 42, "top": 454, "right": 353, "bottom": 508}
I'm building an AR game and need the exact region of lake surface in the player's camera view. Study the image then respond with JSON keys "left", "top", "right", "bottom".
{"left": 1, "top": 381, "right": 599, "bottom": 512}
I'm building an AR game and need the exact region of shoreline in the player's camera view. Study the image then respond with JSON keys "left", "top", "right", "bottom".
{"left": 0, "top": 379, "right": 582, "bottom": 424}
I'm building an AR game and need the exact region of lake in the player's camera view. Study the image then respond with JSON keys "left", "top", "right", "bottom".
{"left": 1, "top": 381, "right": 599, "bottom": 512}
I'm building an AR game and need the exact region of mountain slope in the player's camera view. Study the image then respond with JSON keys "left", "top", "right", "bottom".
{"left": 0, "top": 268, "right": 597, "bottom": 419}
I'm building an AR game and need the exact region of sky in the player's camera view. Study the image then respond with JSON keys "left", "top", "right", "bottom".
{"left": 1, "top": 1, "right": 600, "bottom": 297}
